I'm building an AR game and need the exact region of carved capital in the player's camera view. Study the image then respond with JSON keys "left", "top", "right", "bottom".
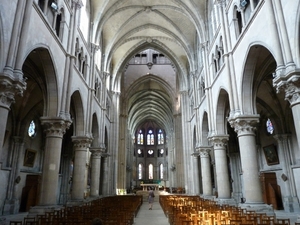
{"left": 228, "top": 115, "right": 259, "bottom": 136}
{"left": 199, "top": 148, "right": 211, "bottom": 158}
{"left": 209, "top": 135, "right": 229, "bottom": 148}
{"left": 72, "top": 136, "right": 93, "bottom": 149}
{"left": 273, "top": 72, "right": 300, "bottom": 107}
{"left": 40, "top": 117, "right": 72, "bottom": 138}
{"left": 72, "top": 0, "right": 83, "bottom": 9}
{"left": 89, "top": 149, "right": 102, "bottom": 158}
{"left": 0, "top": 74, "right": 27, "bottom": 108}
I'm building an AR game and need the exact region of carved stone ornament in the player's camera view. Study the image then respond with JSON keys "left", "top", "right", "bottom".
{"left": 228, "top": 115, "right": 259, "bottom": 136}
{"left": 0, "top": 75, "right": 27, "bottom": 108}
{"left": 40, "top": 117, "right": 72, "bottom": 137}
{"left": 284, "top": 82, "right": 300, "bottom": 106}
{"left": 199, "top": 148, "right": 211, "bottom": 157}
{"left": 72, "top": 136, "right": 93, "bottom": 149}
{"left": 209, "top": 135, "right": 229, "bottom": 148}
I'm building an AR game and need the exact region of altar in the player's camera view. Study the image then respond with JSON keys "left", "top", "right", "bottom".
{"left": 140, "top": 183, "right": 160, "bottom": 191}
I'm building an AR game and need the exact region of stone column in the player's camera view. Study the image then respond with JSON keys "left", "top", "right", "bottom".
{"left": 209, "top": 135, "right": 231, "bottom": 199}
{"left": 274, "top": 79, "right": 300, "bottom": 152}
{"left": 274, "top": 134, "right": 300, "bottom": 212}
{"left": 191, "top": 151, "right": 200, "bottom": 195}
{"left": 100, "top": 151, "right": 110, "bottom": 196}
{"left": 0, "top": 78, "right": 26, "bottom": 163}
{"left": 71, "top": 136, "right": 92, "bottom": 201}
{"left": 39, "top": 117, "right": 71, "bottom": 206}
{"left": 89, "top": 147, "right": 104, "bottom": 197}
{"left": 229, "top": 115, "right": 263, "bottom": 204}
{"left": 3, "top": 137, "right": 24, "bottom": 215}
{"left": 199, "top": 147, "right": 213, "bottom": 196}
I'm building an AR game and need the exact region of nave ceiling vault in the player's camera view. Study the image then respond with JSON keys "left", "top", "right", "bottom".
{"left": 89, "top": 0, "right": 207, "bottom": 134}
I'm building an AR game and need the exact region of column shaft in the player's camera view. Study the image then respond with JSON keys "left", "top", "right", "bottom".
{"left": 71, "top": 137, "right": 92, "bottom": 201}
{"left": 89, "top": 148, "right": 102, "bottom": 197}
{"left": 200, "top": 148, "right": 213, "bottom": 196}
{"left": 39, "top": 118, "right": 70, "bottom": 206}
{"left": 229, "top": 115, "right": 263, "bottom": 204}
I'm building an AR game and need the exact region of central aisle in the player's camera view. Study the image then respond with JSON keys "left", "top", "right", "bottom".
{"left": 134, "top": 197, "right": 169, "bottom": 225}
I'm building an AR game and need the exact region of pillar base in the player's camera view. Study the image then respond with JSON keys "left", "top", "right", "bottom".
{"left": 283, "top": 196, "right": 300, "bottom": 213}
{"left": 200, "top": 195, "right": 215, "bottom": 201}
{"left": 239, "top": 203, "right": 274, "bottom": 215}
{"left": 217, "top": 198, "right": 237, "bottom": 206}
{"left": 66, "top": 199, "right": 85, "bottom": 206}
{"left": 2, "top": 199, "right": 20, "bottom": 215}
{"left": 28, "top": 205, "right": 64, "bottom": 216}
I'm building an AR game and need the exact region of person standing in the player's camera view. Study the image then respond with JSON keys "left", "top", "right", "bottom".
{"left": 148, "top": 188, "right": 155, "bottom": 210}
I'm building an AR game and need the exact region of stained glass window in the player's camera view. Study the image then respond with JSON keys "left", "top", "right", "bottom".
{"left": 137, "top": 130, "right": 144, "bottom": 144}
{"left": 160, "top": 164, "right": 164, "bottom": 179}
{"left": 266, "top": 118, "right": 274, "bottom": 134}
{"left": 149, "top": 164, "right": 153, "bottom": 179}
{"left": 147, "top": 129, "right": 154, "bottom": 145}
{"left": 138, "top": 163, "right": 142, "bottom": 179}
{"left": 28, "top": 120, "right": 36, "bottom": 138}
{"left": 158, "top": 129, "right": 164, "bottom": 144}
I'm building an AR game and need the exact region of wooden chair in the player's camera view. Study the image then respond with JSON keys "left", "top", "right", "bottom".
{"left": 9, "top": 221, "right": 23, "bottom": 225}
{"left": 274, "top": 219, "right": 290, "bottom": 225}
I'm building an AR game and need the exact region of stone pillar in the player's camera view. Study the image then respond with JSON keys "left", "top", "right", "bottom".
{"left": 39, "top": 117, "right": 71, "bottom": 206}
{"left": 199, "top": 147, "right": 213, "bottom": 196}
{"left": 0, "top": 78, "right": 26, "bottom": 163}
{"left": 100, "top": 151, "right": 110, "bottom": 196}
{"left": 89, "top": 147, "right": 104, "bottom": 197}
{"left": 70, "top": 136, "right": 92, "bottom": 201}
{"left": 209, "top": 135, "right": 231, "bottom": 199}
{"left": 274, "top": 79, "right": 300, "bottom": 152}
{"left": 191, "top": 151, "right": 200, "bottom": 195}
{"left": 229, "top": 115, "right": 263, "bottom": 204}
{"left": 274, "top": 134, "right": 300, "bottom": 212}
{"left": 3, "top": 137, "right": 24, "bottom": 215}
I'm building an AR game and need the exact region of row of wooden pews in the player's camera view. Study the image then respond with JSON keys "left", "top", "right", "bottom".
{"left": 10, "top": 195, "right": 143, "bottom": 225}
{"left": 159, "top": 195, "right": 294, "bottom": 225}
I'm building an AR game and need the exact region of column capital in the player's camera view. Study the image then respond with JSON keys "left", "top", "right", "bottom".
{"left": 72, "top": 0, "right": 83, "bottom": 9}
{"left": 273, "top": 72, "right": 300, "bottom": 107}
{"left": 191, "top": 152, "right": 200, "bottom": 158}
{"left": 0, "top": 74, "right": 27, "bottom": 108}
{"left": 273, "top": 134, "right": 291, "bottom": 142}
{"left": 89, "top": 147, "right": 106, "bottom": 158}
{"left": 199, "top": 148, "right": 211, "bottom": 158}
{"left": 228, "top": 115, "right": 259, "bottom": 136}
{"left": 40, "top": 117, "right": 72, "bottom": 137}
{"left": 72, "top": 136, "right": 93, "bottom": 149}
{"left": 209, "top": 135, "right": 229, "bottom": 147}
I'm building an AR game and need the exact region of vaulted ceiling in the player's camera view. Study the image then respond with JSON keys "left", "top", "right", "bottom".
{"left": 89, "top": 0, "right": 208, "bottom": 134}
{"left": 90, "top": 0, "right": 207, "bottom": 78}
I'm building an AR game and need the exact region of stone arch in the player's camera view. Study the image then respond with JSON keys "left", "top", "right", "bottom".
{"left": 201, "top": 111, "right": 209, "bottom": 146}
{"left": 295, "top": 3, "right": 300, "bottom": 66}
{"left": 91, "top": 113, "right": 99, "bottom": 147}
{"left": 112, "top": 42, "right": 187, "bottom": 92}
{"left": 21, "top": 47, "right": 59, "bottom": 117}
{"left": 0, "top": 13, "right": 4, "bottom": 69}
{"left": 241, "top": 44, "right": 277, "bottom": 115}
{"left": 70, "top": 90, "right": 85, "bottom": 136}
{"left": 215, "top": 88, "right": 230, "bottom": 135}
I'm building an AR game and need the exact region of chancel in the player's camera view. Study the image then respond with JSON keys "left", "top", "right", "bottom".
{"left": 0, "top": 0, "right": 300, "bottom": 224}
